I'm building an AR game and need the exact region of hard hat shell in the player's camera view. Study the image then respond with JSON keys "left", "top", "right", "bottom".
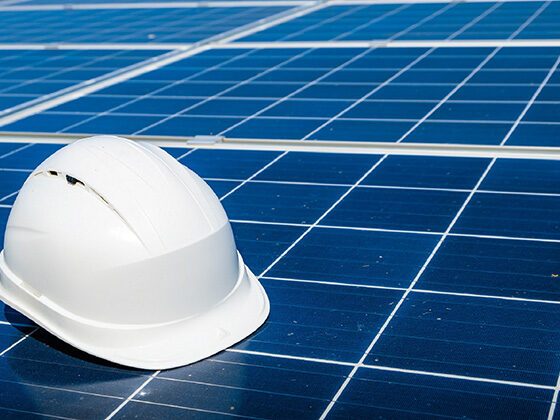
{"left": 0, "top": 136, "right": 269, "bottom": 369}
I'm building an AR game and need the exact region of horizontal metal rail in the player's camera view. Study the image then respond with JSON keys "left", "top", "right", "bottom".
{"left": 1, "top": 131, "right": 559, "bottom": 160}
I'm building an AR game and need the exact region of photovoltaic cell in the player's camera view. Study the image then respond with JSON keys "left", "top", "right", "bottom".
{"left": 0, "top": 49, "right": 166, "bottom": 113}
{"left": 239, "top": 1, "right": 560, "bottom": 42}
{"left": 0, "top": 144, "right": 559, "bottom": 418}
{"left": 19, "top": 0, "right": 293, "bottom": 3}
{"left": 0, "top": 0, "right": 558, "bottom": 418}
{"left": 0, "top": 6, "right": 289, "bottom": 43}
{"left": 3, "top": 46, "right": 558, "bottom": 146}
{"left": 329, "top": 368, "right": 552, "bottom": 418}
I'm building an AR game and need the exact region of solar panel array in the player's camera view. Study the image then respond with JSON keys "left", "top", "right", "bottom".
{"left": 4, "top": 46, "right": 559, "bottom": 146}
{"left": 0, "top": 1, "right": 558, "bottom": 419}
{"left": 240, "top": 1, "right": 560, "bottom": 41}
{"left": 0, "top": 49, "right": 165, "bottom": 113}
{"left": 0, "top": 7, "right": 289, "bottom": 43}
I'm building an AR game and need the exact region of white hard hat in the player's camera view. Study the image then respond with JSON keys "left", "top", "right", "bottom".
{"left": 0, "top": 136, "right": 269, "bottom": 369}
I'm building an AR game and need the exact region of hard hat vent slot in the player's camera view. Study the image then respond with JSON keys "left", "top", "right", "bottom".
{"left": 65, "top": 175, "right": 84, "bottom": 187}
{"left": 48, "top": 171, "right": 58, "bottom": 176}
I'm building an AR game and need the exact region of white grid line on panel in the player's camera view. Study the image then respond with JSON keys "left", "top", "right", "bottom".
{"left": 226, "top": 348, "right": 556, "bottom": 390}
{"left": 262, "top": 275, "right": 560, "bottom": 306}
{"left": 548, "top": 374, "right": 560, "bottom": 419}
{"left": 0, "top": 326, "right": 38, "bottom": 356}
{"left": 229, "top": 218, "right": 560, "bottom": 243}
{"left": 105, "top": 371, "right": 162, "bottom": 420}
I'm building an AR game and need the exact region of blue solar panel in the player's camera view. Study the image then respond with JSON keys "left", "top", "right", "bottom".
{"left": 0, "top": 144, "right": 559, "bottom": 418}
{"left": 240, "top": 1, "right": 560, "bottom": 41}
{"left": 2, "top": 46, "right": 558, "bottom": 146}
{"left": 0, "top": 49, "right": 165, "bottom": 113}
{"left": 19, "top": 0, "right": 292, "bottom": 3}
{"left": 330, "top": 368, "right": 551, "bottom": 418}
{"left": 0, "top": 7, "right": 289, "bottom": 43}
{"left": 0, "top": 0, "right": 558, "bottom": 418}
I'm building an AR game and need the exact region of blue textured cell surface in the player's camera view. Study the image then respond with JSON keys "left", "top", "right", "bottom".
{"left": 0, "top": 49, "right": 165, "bottom": 113}
{"left": 20, "top": 0, "right": 293, "bottom": 3}
{"left": 0, "top": 0, "right": 558, "bottom": 418}
{"left": 240, "top": 1, "right": 560, "bottom": 42}
{"left": 0, "top": 7, "right": 290, "bottom": 43}
{"left": 0, "top": 144, "right": 559, "bottom": 418}
{"left": 2, "top": 46, "right": 558, "bottom": 146}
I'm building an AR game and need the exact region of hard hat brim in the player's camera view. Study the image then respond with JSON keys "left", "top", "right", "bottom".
{"left": 0, "top": 251, "right": 269, "bottom": 370}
